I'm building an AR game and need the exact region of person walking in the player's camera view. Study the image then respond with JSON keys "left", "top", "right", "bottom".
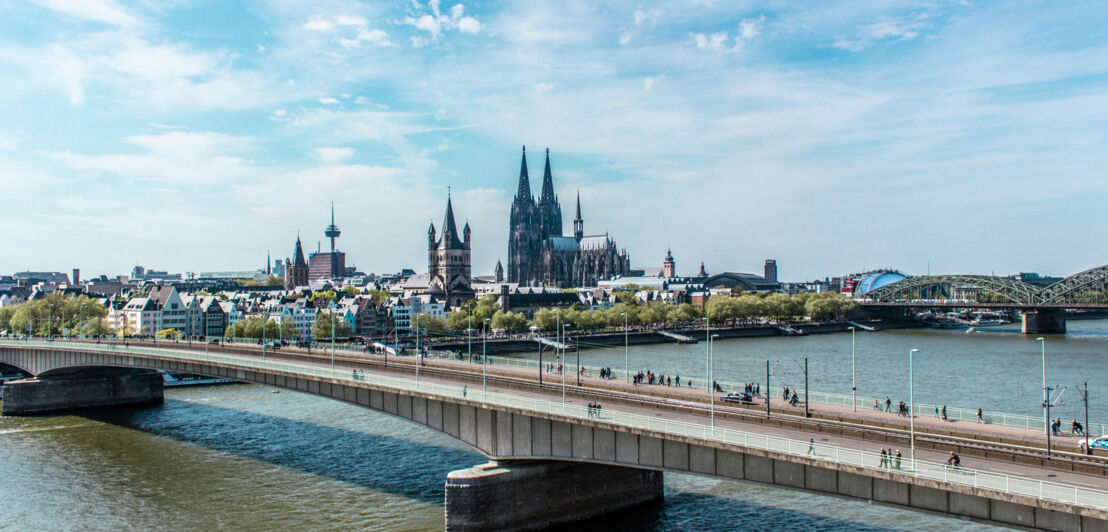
{"left": 976, "top": 408, "right": 983, "bottom": 423}
{"left": 808, "top": 438, "right": 816, "bottom": 456}
{"left": 873, "top": 398, "right": 880, "bottom": 411}
{"left": 941, "top": 405, "right": 947, "bottom": 421}
{"left": 885, "top": 397, "right": 891, "bottom": 413}
{"left": 462, "top": 385, "right": 467, "bottom": 398}
{"left": 879, "top": 448, "right": 889, "bottom": 469}
{"left": 894, "top": 449, "right": 902, "bottom": 470}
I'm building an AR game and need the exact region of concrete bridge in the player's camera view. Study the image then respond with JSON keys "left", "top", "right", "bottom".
{"left": 1, "top": 340, "right": 1106, "bottom": 531}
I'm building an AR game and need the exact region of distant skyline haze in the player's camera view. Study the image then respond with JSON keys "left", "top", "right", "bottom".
{"left": 2, "top": 1, "right": 1106, "bottom": 280}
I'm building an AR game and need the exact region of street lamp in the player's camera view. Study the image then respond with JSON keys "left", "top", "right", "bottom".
{"left": 483, "top": 318, "right": 491, "bottom": 393}
{"left": 561, "top": 323, "right": 572, "bottom": 412}
{"left": 467, "top": 313, "right": 473, "bottom": 364}
{"left": 909, "top": 348, "right": 919, "bottom": 462}
{"left": 1038, "top": 336, "right": 1050, "bottom": 456}
{"left": 710, "top": 333, "right": 720, "bottom": 430}
{"left": 415, "top": 313, "right": 420, "bottom": 382}
{"left": 330, "top": 309, "right": 336, "bottom": 376}
{"left": 262, "top": 310, "right": 269, "bottom": 362}
{"left": 622, "top": 312, "right": 629, "bottom": 383}
{"left": 848, "top": 326, "right": 856, "bottom": 412}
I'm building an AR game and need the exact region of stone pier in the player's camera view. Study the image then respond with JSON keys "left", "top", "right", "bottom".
{"left": 1022, "top": 309, "right": 1067, "bottom": 334}
{"left": 444, "top": 460, "right": 663, "bottom": 531}
{"left": 2, "top": 369, "right": 163, "bottom": 415}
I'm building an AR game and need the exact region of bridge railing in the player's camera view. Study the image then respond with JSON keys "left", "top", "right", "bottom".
{"left": 3, "top": 339, "right": 1106, "bottom": 511}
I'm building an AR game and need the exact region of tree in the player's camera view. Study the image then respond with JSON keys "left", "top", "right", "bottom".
{"left": 673, "top": 303, "right": 701, "bottom": 323}
{"left": 341, "top": 285, "right": 360, "bottom": 297}
{"left": 413, "top": 312, "right": 446, "bottom": 335}
{"left": 367, "top": 289, "right": 389, "bottom": 304}
{"left": 312, "top": 311, "right": 353, "bottom": 339}
{"left": 491, "top": 310, "right": 527, "bottom": 331}
{"left": 445, "top": 310, "right": 472, "bottom": 331}
{"left": 79, "top": 317, "right": 114, "bottom": 336}
{"left": 471, "top": 295, "right": 500, "bottom": 323}
{"left": 532, "top": 308, "right": 559, "bottom": 331}
{"left": 4, "top": 293, "right": 108, "bottom": 336}
{"left": 279, "top": 317, "right": 298, "bottom": 339}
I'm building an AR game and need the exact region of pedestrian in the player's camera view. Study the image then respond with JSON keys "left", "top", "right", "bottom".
{"left": 885, "top": 397, "right": 891, "bottom": 413}
{"left": 1073, "top": 419, "right": 1084, "bottom": 436}
{"left": 808, "top": 438, "right": 816, "bottom": 456}
{"left": 976, "top": 408, "right": 983, "bottom": 423}
{"left": 941, "top": 405, "right": 947, "bottom": 421}
{"left": 894, "top": 449, "right": 902, "bottom": 470}
{"left": 934, "top": 405, "right": 940, "bottom": 418}
{"left": 462, "top": 385, "right": 467, "bottom": 398}
{"left": 873, "top": 398, "right": 879, "bottom": 411}
{"left": 879, "top": 448, "right": 889, "bottom": 468}
{"left": 676, "top": 375, "right": 681, "bottom": 386}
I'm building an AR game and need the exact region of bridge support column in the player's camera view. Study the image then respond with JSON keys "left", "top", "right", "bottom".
{"left": 1022, "top": 309, "right": 1066, "bottom": 334}
{"left": 1, "top": 370, "right": 163, "bottom": 416}
{"left": 444, "top": 460, "right": 663, "bottom": 531}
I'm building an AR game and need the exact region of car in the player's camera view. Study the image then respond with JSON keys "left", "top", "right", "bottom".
{"left": 721, "top": 392, "right": 754, "bottom": 404}
{"left": 209, "top": 338, "right": 221, "bottom": 344}
{"left": 1090, "top": 436, "right": 1108, "bottom": 450}
{"left": 265, "top": 341, "right": 281, "bottom": 349}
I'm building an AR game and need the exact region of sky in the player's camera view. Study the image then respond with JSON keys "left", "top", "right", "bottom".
{"left": 1, "top": 0, "right": 1107, "bottom": 282}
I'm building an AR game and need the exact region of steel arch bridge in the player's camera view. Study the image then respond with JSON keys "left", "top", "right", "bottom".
{"left": 864, "top": 264, "right": 1108, "bottom": 306}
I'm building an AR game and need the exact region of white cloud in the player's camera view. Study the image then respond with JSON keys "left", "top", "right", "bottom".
{"left": 643, "top": 76, "right": 656, "bottom": 90}
{"left": 335, "top": 15, "right": 368, "bottom": 27}
{"left": 52, "top": 47, "right": 86, "bottom": 107}
{"left": 51, "top": 131, "right": 256, "bottom": 184}
{"left": 314, "top": 147, "right": 356, "bottom": 164}
{"left": 30, "top": 0, "right": 141, "bottom": 28}
{"left": 318, "top": 97, "right": 340, "bottom": 104}
{"left": 457, "top": 17, "right": 483, "bottom": 34}
{"left": 693, "top": 31, "right": 730, "bottom": 51}
{"left": 302, "top": 15, "right": 334, "bottom": 31}
{"left": 339, "top": 28, "right": 394, "bottom": 48}
{"left": 740, "top": 15, "right": 765, "bottom": 40}
{"left": 403, "top": 2, "right": 483, "bottom": 40}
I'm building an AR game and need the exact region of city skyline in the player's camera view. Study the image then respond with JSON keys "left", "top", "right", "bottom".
{"left": 3, "top": 1, "right": 1108, "bottom": 279}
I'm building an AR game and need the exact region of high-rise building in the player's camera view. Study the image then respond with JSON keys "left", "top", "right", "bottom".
{"left": 507, "top": 147, "right": 630, "bottom": 287}
{"left": 427, "top": 194, "right": 473, "bottom": 308}
{"left": 764, "top": 259, "right": 777, "bottom": 284}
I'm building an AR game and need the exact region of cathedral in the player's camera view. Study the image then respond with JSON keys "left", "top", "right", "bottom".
{"left": 508, "top": 147, "right": 630, "bottom": 287}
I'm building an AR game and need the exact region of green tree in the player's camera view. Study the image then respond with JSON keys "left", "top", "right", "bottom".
{"left": 312, "top": 311, "right": 353, "bottom": 339}
{"left": 445, "top": 310, "right": 472, "bottom": 331}
{"left": 156, "top": 328, "right": 181, "bottom": 339}
{"left": 491, "top": 310, "right": 528, "bottom": 331}
{"left": 532, "top": 308, "right": 559, "bottom": 331}
{"left": 279, "top": 317, "right": 298, "bottom": 339}
{"left": 413, "top": 312, "right": 446, "bottom": 335}
{"left": 673, "top": 303, "right": 701, "bottom": 323}
{"left": 367, "top": 289, "right": 389, "bottom": 304}
{"left": 472, "top": 295, "right": 500, "bottom": 323}
{"left": 79, "top": 317, "right": 114, "bottom": 336}
{"left": 341, "top": 285, "right": 360, "bottom": 297}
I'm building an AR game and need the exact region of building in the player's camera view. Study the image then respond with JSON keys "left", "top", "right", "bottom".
{"left": 764, "top": 259, "right": 777, "bottom": 284}
{"left": 308, "top": 204, "right": 347, "bottom": 281}
{"left": 284, "top": 236, "right": 309, "bottom": 289}
{"left": 662, "top": 249, "right": 676, "bottom": 278}
{"left": 427, "top": 194, "right": 474, "bottom": 309}
{"left": 507, "top": 147, "right": 630, "bottom": 288}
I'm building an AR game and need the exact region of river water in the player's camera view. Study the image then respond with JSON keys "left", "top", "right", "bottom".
{"left": 0, "top": 385, "right": 1001, "bottom": 531}
{"left": 4, "top": 322, "right": 1102, "bottom": 531}
{"left": 515, "top": 319, "right": 1108, "bottom": 424}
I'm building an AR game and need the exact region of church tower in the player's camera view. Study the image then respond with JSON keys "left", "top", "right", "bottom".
{"left": 284, "top": 235, "right": 309, "bottom": 289}
{"left": 429, "top": 193, "right": 473, "bottom": 308}
{"left": 573, "top": 190, "right": 583, "bottom": 242}
{"left": 663, "top": 249, "right": 676, "bottom": 278}
{"left": 494, "top": 259, "right": 504, "bottom": 283}
{"left": 508, "top": 146, "right": 541, "bottom": 285}
{"left": 537, "top": 148, "right": 563, "bottom": 240}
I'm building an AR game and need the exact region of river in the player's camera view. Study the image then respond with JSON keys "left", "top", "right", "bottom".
{"left": 5, "top": 322, "right": 1102, "bottom": 530}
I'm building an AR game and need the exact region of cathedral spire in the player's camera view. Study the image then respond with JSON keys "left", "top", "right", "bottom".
{"left": 573, "top": 189, "right": 584, "bottom": 242}
{"left": 516, "top": 146, "right": 531, "bottom": 199}
{"left": 540, "top": 148, "right": 555, "bottom": 202}
{"left": 441, "top": 194, "right": 463, "bottom": 247}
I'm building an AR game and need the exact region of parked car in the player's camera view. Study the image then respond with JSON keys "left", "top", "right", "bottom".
{"left": 1090, "top": 436, "right": 1108, "bottom": 450}
{"left": 721, "top": 392, "right": 754, "bottom": 404}
{"left": 265, "top": 341, "right": 281, "bottom": 349}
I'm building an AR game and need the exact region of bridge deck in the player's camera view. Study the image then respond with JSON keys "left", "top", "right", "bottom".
{"left": 4, "top": 340, "right": 1106, "bottom": 513}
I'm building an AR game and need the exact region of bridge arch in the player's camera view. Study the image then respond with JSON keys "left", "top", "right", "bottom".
{"left": 1038, "top": 263, "right": 1108, "bottom": 304}
{"left": 864, "top": 275, "right": 1041, "bottom": 305}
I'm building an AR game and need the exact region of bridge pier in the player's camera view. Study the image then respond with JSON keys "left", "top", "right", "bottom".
{"left": 1022, "top": 309, "right": 1067, "bottom": 334}
{"left": 1, "top": 369, "right": 163, "bottom": 415}
{"left": 444, "top": 460, "right": 663, "bottom": 531}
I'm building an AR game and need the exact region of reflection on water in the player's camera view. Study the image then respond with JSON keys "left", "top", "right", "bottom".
{"left": 0, "top": 385, "right": 1003, "bottom": 531}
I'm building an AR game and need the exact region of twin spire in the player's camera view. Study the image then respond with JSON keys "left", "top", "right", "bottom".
{"left": 516, "top": 145, "right": 558, "bottom": 203}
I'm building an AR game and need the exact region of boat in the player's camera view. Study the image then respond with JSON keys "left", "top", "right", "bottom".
{"left": 159, "top": 370, "right": 239, "bottom": 388}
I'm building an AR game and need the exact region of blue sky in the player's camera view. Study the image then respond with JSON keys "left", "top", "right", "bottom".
{"left": 2, "top": 0, "right": 1107, "bottom": 281}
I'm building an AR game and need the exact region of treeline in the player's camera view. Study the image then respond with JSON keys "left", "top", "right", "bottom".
{"left": 0, "top": 293, "right": 110, "bottom": 336}
{"left": 424, "top": 291, "right": 858, "bottom": 334}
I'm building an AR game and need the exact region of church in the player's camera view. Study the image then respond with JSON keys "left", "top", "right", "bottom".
{"left": 508, "top": 147, "right": 631, "bottom": 288}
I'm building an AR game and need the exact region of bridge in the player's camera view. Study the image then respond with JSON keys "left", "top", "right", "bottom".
{"left": 1, "top": 340, "right": 1106, "bottom": 531}
{"left": 862, "top": 264, "right": 1108, "bottom": 334}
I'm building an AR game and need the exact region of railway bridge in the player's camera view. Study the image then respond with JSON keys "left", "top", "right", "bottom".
{"left": 1, "top": 340, "right": 1106, "bottom": 531}
{"left": 863, "top": 264, "right": 1108, "bottom": 334}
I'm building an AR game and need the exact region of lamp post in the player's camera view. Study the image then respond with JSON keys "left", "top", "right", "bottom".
{"left": 1038, "top": 336, "right": 1050, "bottom": 456}
{"left": 710, "top": 333, "right": 720, "bottom": 430}
{"left": 415, "top": 313, "right": 420, "bottom": 382}
{"left": 622, "top": 312, "right": 629, "bottom": 383}
{"left": 262, "top": 310, "right": 269, "bottom": 362}
{"left": 848, "top": 326, "right": 856, "bottom": 412}
{"left": 909, "top": 348, "right": 919, "bottom": 462}
{"left": 483, "top": 318, "right": 491, "bottom": 393}
{"left": 330, "top": 309, "right": 336, "bottom": 376}
{"left": 467, "top": 313, "right": 472, "bottom": 364}
{"left": 561, "top": 323, "right": 571, "bottom": 413}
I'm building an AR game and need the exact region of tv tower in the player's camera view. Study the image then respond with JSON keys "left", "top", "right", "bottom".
{"left": 324, "top": 202, "right": 341, "bottom": 253}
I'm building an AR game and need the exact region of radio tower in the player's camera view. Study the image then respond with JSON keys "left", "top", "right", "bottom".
{"left": 324, "top": 202, "right": 341, "bottom": 253}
